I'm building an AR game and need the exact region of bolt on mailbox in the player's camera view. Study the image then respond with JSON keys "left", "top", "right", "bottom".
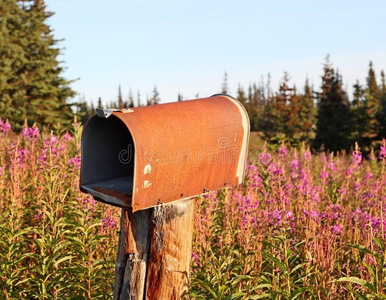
{"left": 80, "top": 94, "right": 250, "bottom": 212}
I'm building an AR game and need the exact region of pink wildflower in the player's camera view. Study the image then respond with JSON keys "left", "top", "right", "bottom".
{"left": 380, "top": 144, "right": 386, "bottom": 160}
{"left": 290, "top": 159, "right": 300, "bottom": 171}
{"left": 21, "top": 125, "right": 40, "bottom": 141}
{"left": 259, "top": 152, "right": 272, "bottom": 165}
{"left": 303, "top": 149, "right": 312, "bottom": 161}
{"left": 331, "top": 224, "right": 343, "bottom": 235}
{"left": 192, "top": 252, "right": 199, "bottom": 264}
{"left": 34, "top": 209, "right": 43, "bottom": 220}
{"left": 320, "top": 169, "right": 329, "bottom": 180}
{"left": 278, "top": 146, "right": 288, "bottom": 157}
{"left": 69, "top": 155, "right": 81, "bottom": 169}
{"left": 0, "top": 118, "right": 11, "bottom": 135}
{"left": 352, "top": 146, "right": 362, "bottom": 165}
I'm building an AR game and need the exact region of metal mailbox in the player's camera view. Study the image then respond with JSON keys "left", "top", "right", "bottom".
{"left": 80, "top": 94, "right": 250, "bottom": 212}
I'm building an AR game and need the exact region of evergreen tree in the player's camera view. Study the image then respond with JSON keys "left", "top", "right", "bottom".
{"left": 350, "top": 81, "right": 368, "bottom": 149}
{"left": 137, "top": 90, "right": 142, "bottom": 107}
{"left": 236, "top": 84, "right": 247, "bottom": 105}
{"left": 313, "top": 57, "right": 351, "bottom": 152}
{"left": 147, "top": 86, "right": 160, "bottom": 105}
{"left": 76, "top": 97, "right": 93, "bottom": 124}
{"left": 97, "top": 97, "right": 103, "bottom": 109}
{"left": 275, "top": 72, "right": 293, "bottom": 136}
{"left": 0, "top": 0, "right": 75, "bottom": 131}
{"left": 297, "top": 79, "right": 316, "bottom": 141}
{"left": 364, "top": 61, "right": 381, "bottom": 142}
{"left": 221, "top": 71, "right": 228, "bottom": 94}
{"left": 379, "top": 70, "right": 386, "bottom": 138}
{"left": 286, "top": 85, "right": 302, "bottom": 140}
{"left": 128, "top": 89, "right": 134, "bottom": 108}
{"left": 118, "top": 85, "right": 124, "bottom": 108}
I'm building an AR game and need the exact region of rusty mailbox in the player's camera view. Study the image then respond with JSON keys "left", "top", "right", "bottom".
{"left": 80, "top": 94, "right": 250, "bottom": 212}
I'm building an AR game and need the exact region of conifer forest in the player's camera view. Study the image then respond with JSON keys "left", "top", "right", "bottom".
{"left": 1, "top": 0, "right": 386, "bottom": 299}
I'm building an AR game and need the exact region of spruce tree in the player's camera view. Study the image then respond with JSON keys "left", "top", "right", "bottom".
{"left": 0, "top": 0, "right": 28, "bottom": 129}
{"left": 0, "top": 0, "right": 75, "bottom": 130}
{"left": 221, "top": 71, "right": 228, "bottom": 94}
{"left": 364, "top": 61, "right": 381, "bottom": 143}
{"left": 147, "top": 86, "right": 160, "bottom": 105}
{"left": 118, "top": 85, "right": 124, "bottom": 108}
{"left": 297, "top": 79, "right": 316, "bottom": 142}
{"left": 313, "top": 57, "right": 351, "bottom": 152}
{"left": 350, "top": 81, "right": 368, "bottom": 149}
{"left": 97, "top": 97, "right": 103, "bottom": 109}
{"left": 128, "top": 89, "right": 135, "bottom": 107}
{"left": 379, "top": 70, "right": 386, "bottom": 138}
{"left": 236, "top": 84, "right": 247, "bottom": 105}
{"left": 286, "top": 87, "right": 299, "bottom": 139}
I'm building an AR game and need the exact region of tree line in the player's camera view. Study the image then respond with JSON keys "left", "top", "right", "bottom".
{"left": 78, "top": 58, "right": 386, "bottom": 154}
{"left": 1, "top": 1, "right": 385, "bottom": 154}
{"left": 233, "top": 57, "right": 386, "bottom": 154}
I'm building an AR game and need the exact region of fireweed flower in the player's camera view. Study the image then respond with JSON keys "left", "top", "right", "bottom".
{"left": 331, "top": 224, "right": 343, "bottom": 235}
{"left": 352, "top": 145, "right": 362, "bottom": 165}
{"left": 16, "top": 148, "right": 30, "bottom": 167}
{"left": 61, "top": 132, "right": 73, "bottom": 144}
{"left": 38, "top": 135, "right": 61, "bottom": 164}
{"left": 320, "top": 169, "right": 329, "bottom": 180}
{"left": 365, "top": 172, "right": 374, "bottom": 180}
{"left": 268, "top": 163, "right": 284, "bottom": 176}
{"left": 247, "top": 164, "right": 263, "bottom": 188}
{"left": 290, "top": 159, "right": 300, "bottom": 171}
{"left": 8, "top": 144, "right": 30, "bottom": 167}
{"left": 192, "top": 252, "right": 199, "bottom": 264}
{"left": 345, "top": 166, "right": 355, "bottom": 176}
{"left": 102, "top": 217, "right": 116, "bottom": 231}
{"left": 303, "top": 149, "right": 312, "bottom": 162}
{"left": 34, "top": 209, "right": 43, "bottom": 219}
{"left": 259, "top": 152, "right": 272, "bottom": 166}
{"left": 338, "top": 187, "right": 347, "bottom": 196}
{"left": 327, "top": 161, "right": 336, "bottom": 172}
{"left": 303, "top": 210, "right": 320, "bottom": 223}
{"left": 278, "top": 145, "right": 288, "bottom": 158}
{"left": 353, "top": 182, "right": 361, "bottom": 191}
{"left": 69, "top": 155, "right": 81, "bottom": 169}
{"left": 0, "top": 118, "right": 11, "bottom": 136}
{"left": 380, "top": 143, "right": 386, "bottom": 160}
{"left": 45, "top": 136, "right": 58, "bottom": 147}
{"left": 21, "top": 125, "right": 40, "bottom": 141}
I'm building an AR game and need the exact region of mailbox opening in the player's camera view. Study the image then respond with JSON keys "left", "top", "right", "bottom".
{"left": 80, "top": 115, "right": 135, "bottom": 207}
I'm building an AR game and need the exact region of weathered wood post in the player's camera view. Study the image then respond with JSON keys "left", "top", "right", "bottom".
{"left": 80, "top": 95, "right": 249, "bottom": 299}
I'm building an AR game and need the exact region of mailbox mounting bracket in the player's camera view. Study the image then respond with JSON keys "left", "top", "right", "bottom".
{"left": 96, "top": 108, "right": 134, "bottom": 118}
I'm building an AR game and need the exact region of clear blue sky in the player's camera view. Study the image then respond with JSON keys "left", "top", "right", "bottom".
{"left": 45, "top": 0, "right": 386, "bottom": 106}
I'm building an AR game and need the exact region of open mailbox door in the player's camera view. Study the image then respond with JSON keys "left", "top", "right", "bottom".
{"left": 80, "top": 94, "right": 250, "bottom": 212}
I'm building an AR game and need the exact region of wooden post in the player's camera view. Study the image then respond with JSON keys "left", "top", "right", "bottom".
{"left": 113, "top": 208, "right": 152, "bottom": 300}
{"left": 113, "top": 199, "right": 195, "bottom": 300}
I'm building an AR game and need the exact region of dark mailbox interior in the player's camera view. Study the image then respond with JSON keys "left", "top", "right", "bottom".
{"left": 81, "top": 115, "right": 134, "bottom": 207}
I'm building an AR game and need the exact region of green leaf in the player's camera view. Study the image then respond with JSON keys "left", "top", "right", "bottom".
{"left": 262, "top": 253, "right": 287, "bottom": 272}
{"left": 249, "top": 293, "right": 271, "bottom": 299}
{"left": 290, "top": 287, "right": 309, "bottom": 299}
{"left": 54, "top": 255, "right": 74, "bottom": 268}
{"left": 337, "top": 277, "right": 377, "bottom": 294}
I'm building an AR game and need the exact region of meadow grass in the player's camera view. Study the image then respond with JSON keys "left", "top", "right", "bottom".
{"left": 0, "top": 119, "right": 385, "bottom": 299}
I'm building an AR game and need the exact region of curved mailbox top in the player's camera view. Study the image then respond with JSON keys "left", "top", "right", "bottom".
{"left": 81, "top": 94, "right": 250, "bottom": 211}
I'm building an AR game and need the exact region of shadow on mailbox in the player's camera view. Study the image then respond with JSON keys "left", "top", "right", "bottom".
{"left": 80, "top": 94, "right": 250, "bottom": 212}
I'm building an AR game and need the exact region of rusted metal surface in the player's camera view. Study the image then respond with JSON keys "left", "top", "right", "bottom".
{"left": 81, "top": 94, "right": 250, "bottom": 211}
